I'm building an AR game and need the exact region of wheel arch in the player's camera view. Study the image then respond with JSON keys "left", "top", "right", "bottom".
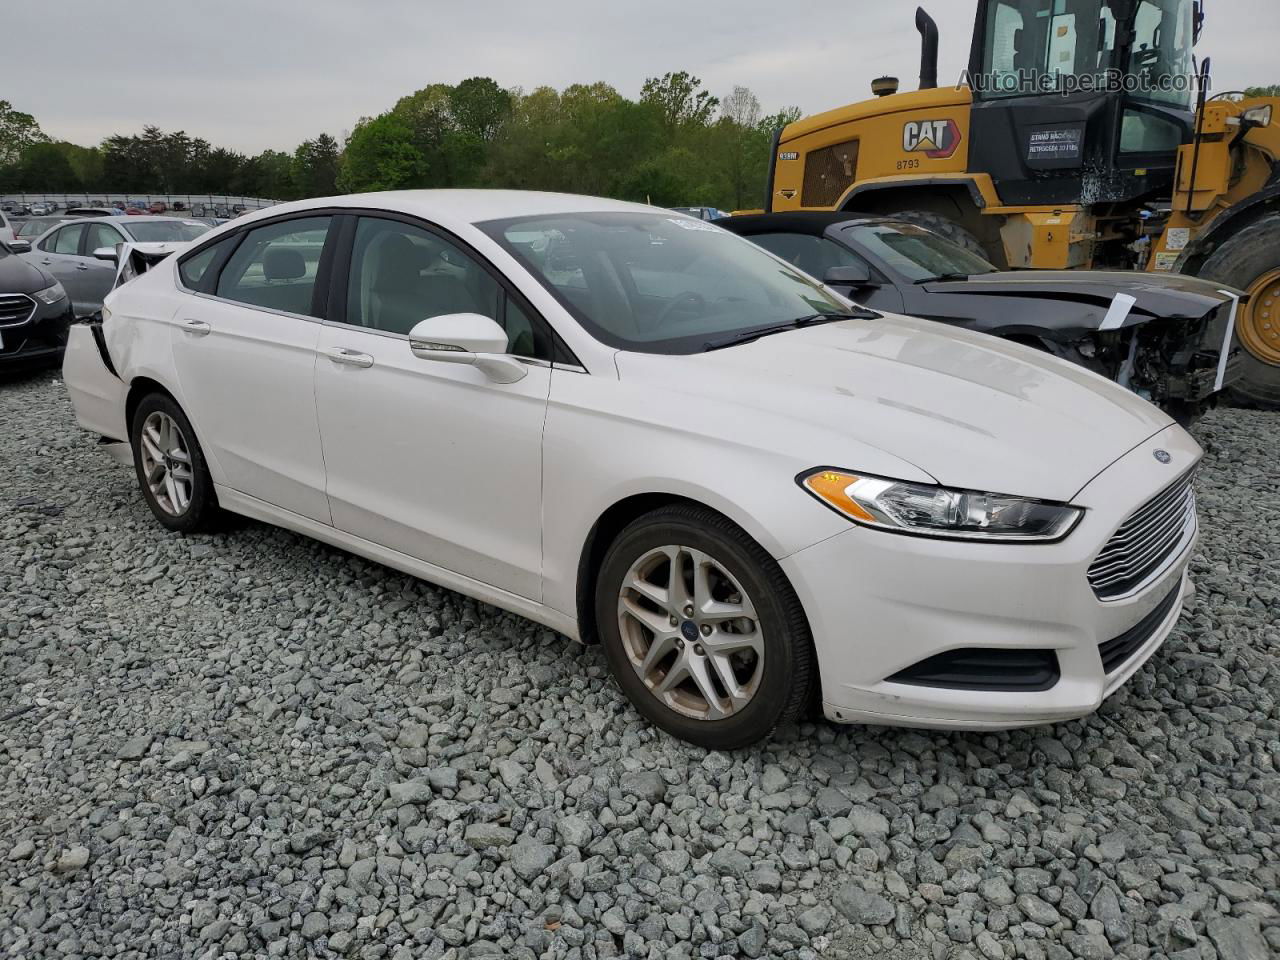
{"left": 125, "top": 375, "right": 180, "bottom": 432}
{"left": 1176, "top": 181, "right": 1280, "bottom": 276}
{"left": 835, "top": 177, "right": 1006, "bottom": 265}
{"left": 574, "top": 491, "right": 790, "bottom": 646}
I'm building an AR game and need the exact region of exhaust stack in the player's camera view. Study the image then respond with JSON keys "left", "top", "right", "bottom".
{"left": 916, "top": 7, "right": 939, "bottom": 90}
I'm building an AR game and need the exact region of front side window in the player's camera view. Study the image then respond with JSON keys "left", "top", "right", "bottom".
{"left": 84, "top": 222, "right": 124, "bottom": 255}
{"left": 47, "top": 224, "right": 85, "bottom": 255}
{"left": 215, "top": 217, "right": 332, "bottom": 317}
{"left": 345, "top": 216, "right": 550, "bottom": 359}
{"left": 481, "top": 212, "right": 856, "bottom": 354}
{"left": 749, "top": 232, "right": 867, "bottom": 281}
{"left": 842, "top": 224, "right": 998, "bottom": 282}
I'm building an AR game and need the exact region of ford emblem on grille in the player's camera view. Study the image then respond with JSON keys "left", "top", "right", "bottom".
{"left": 1153, "top": 449, "right": 1172, "bottom": 464}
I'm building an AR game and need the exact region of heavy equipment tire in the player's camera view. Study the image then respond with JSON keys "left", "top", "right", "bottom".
{"left": 888, "top": 210, "right": 989, "bottom": 260}
{"left": 1191, "top": 213, "right": 1280, "bottom": 410}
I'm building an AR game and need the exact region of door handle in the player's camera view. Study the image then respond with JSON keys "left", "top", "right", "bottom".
{"left": 75, "top": 263, "right": 90, "bottom": 271}
{"left": 181, "top": 319, "right": 211, "bottom": 337}
{"left": 325, "top": 348, "right": 375, "bottom": 368}
{"left": 40, "top": 258, "right": 53, "bottom": 265}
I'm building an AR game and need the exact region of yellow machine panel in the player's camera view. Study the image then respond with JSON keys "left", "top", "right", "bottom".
{"left": 772, "top": 88, "right": 973, "bottom": 212}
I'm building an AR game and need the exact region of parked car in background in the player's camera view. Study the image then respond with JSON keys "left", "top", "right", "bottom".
{"left": 15, "top": 217, "right": 73, "bottom": 243}
{"left": 0, "top": 240, "right": 74, "bottom": 370}
{"left": 0, "top": 211, "right": 15, "bottom": 245}
{"left": 28, "top": 202, "right": 52, "bottom": 217}
{"left": 64, "top": 207, "right": 116, "bottom": 218}
{"left": 671, "top": 206, "right": 729, "bottom": 221}
{"left": 721, "top": 213, "right": 1243, "bottom": 424}
{"left": 21, "top": 216, "right": 211, "bottom": 315}
{"left": 148, "top": 201, "right": 167, "bottom": 214}
{"left": 61, "top": 190, "right": 1201, "bottom": 748}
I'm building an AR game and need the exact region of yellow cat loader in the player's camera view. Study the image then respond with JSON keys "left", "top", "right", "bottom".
{"left": 763, "top": 1, "right": 1280, "bottom": 407}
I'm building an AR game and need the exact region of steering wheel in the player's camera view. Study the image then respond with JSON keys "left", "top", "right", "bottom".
{"left": 655, "top": 292, "right": 708, "bottom": 328}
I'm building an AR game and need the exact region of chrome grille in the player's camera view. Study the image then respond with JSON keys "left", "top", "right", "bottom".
{"left": 0, "top": 293, "right": 36, "bottom": 327}
{"left": 1088, "top": 470, "right": 1197, "bottom": 600}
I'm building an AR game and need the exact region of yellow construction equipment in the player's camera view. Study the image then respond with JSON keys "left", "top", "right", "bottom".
{"left": 763, "top": 1, "right": 1280, "bottom": 407}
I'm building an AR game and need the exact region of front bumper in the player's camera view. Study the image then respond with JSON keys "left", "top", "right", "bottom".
{"left": 781, "top": 424, "right": 1202, "bottom": 729}
{"left": 0, "top": 296, "right": 73, "bottom": 368}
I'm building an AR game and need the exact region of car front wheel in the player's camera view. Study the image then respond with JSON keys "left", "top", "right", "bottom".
{"left": 130, "top": 393, "right": 220, "bottom": 532}
{"left": 595, "top": 504, "right": 815, "bottom": 749}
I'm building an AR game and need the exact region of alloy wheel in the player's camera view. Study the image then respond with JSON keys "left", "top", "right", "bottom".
{"left": 138, "top": 411, "right": 194, "bottom": 516}
{"left": 616, "top": 544, "right": 764, "bottom": 721}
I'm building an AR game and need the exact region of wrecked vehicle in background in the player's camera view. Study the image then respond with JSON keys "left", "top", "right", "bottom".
{"left": 722, "top": 213, "right": 1243, "bottom": 424}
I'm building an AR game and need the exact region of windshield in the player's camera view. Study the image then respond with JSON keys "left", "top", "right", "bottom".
{"left": 844, "top": 223, "right": 998, "bottom": 282}
{"left": 19, "top": 219, "right": 61, "bottom": 237}
{"left": 122, "top": 220, "right": 211, "bottom": 243}
{"left": 480, "top": 211, "right": 858, "bottom": 354}
{"left": 975, "top": 0, "right": 1193, "bottom": 107}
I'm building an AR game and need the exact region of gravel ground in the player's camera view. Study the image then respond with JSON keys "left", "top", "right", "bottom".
{"left": 1, "top": 370, "right": 1277, "bottom": 960}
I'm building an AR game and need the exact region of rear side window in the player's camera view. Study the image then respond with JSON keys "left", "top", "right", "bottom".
{"left": 214, "top": 217, "right": 332, "bottom": 317}
{"left": 47, "top": 224, "right": 85, "bottom": 255}
{"left": 178, "top": 236, "right": 235, "bottom": 290}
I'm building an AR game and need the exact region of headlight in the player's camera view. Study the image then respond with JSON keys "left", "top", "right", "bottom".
{"left": 1243, "top": 104, "right": 1273, "bottom": 128}
{"left": 799, "top": 469, "right": 1082, "bottom": 542}
{"left": 33, "top": 283, "right": 67, "bottom": 305}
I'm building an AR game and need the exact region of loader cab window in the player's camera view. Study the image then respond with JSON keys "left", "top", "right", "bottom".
{"left": 978, "top": 0, "right": 1108, "bottom": 96}
{"left": 1127, "top": 0, "right": 1194, "bottom": 108}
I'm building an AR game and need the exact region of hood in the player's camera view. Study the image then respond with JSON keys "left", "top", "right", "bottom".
{"left": 920, "top": 270, "right": 1241, "bottom": 325}
{"left": 617, "top": 313, "right": 1174, "bottom": 503}
{"left": 0, "top": 250, "right": 54, "bottom": 293}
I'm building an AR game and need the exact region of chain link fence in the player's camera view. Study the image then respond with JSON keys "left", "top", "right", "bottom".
{"left": 0, "top": 193, "right": 279, "bottom": 213}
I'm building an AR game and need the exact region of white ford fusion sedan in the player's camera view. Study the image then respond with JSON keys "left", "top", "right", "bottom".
{"left": 62, "top": 190, "right": 1201, "bottom": 749}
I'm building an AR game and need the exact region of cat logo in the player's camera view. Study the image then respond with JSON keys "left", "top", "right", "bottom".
{"left": 902, "top": 118, "right": 962, "bottom": 159}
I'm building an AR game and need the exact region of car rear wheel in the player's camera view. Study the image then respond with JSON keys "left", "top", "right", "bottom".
{"left": 595, "top": 504, "right": 815, "bottom": 749}
{"left": 130, "top": 393, "right": 220, "bottom": 532}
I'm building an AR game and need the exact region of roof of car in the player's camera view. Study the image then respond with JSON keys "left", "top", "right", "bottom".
{"left": 719, "top": 211, "right": 902, "bottom": 236}
{"left": 232, "top": 190, "right": 658, "bottom": 228}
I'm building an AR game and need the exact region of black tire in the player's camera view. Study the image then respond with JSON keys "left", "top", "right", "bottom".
{"left": 1190, "top": 213, "right": 1280, "bottom": 410}
{"left": 888, "top": 209, "right": 989, "bottom": 260}
{"left": 594, "top": 504, "right": 816, "bottom": 750}
{"left": 130, "top": 392, "right": 221, "bottom": 533}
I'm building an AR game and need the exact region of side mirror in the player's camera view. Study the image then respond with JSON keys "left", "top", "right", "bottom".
{"left": 823, "top": 263, "right": 874, "bottom": 287}
{"left": 8, "top": 239, "right": 31, "bottom": 254}
{"left": 407, "top": 313, "right": 527, "bottom": 384}
{"left": 92, "top": 246, "right": 118, "bottom": 262}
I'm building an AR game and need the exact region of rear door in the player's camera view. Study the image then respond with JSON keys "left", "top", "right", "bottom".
{"left": 29, "top": 223, "right": 92, "bottom": 314}
{"left": 169, "top": 215, "right": 337, "bottom": 524}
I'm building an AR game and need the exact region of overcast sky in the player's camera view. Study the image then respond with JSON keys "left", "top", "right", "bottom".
{"left": 8, "top": 0, "right": 1278, "bottom": 153}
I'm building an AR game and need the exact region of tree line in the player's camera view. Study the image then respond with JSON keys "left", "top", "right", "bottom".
{"left": 0, "top": 73, "right": 798, "bottom": 210}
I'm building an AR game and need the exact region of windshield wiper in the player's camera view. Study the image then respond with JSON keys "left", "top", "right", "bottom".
{"left": 914, "top": 272, "right": 972, "bottom": 284}
{"left": 702, "top": 312, "right": 874, "bottom": 352}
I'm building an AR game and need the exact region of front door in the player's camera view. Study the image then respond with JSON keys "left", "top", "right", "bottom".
{"left": 314, "top": 214, "right": 553, "bottom": 600}
{"left": 169, "top": 215, "right": 335, "bottom": 523}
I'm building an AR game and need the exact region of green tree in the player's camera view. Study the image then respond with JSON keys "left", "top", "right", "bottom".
{"left": 12, "top": 142, "right": 79, "bottom": 191}
{"left": 1244, "top": 85, "right": 1280, "bottom": 97}
{"left": 293, "top": 134, "right": 341, "bottom": 197}
{"left": 640, "top": 72, "right": 719, "bottom": 132}
{"left": 0, "top": 100, "right": 48, "bottom": 165}
{"left": 338, "top": 114, "right": 427, "bottom": 192}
